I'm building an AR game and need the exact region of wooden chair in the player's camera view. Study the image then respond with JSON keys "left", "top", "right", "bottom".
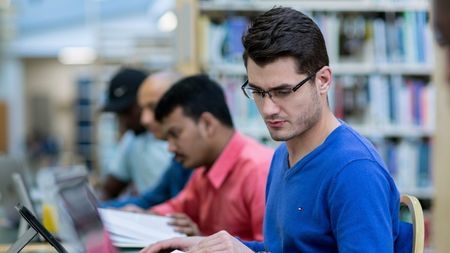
{"left": 400, "top": 194, "right": 425, "bottom": 253}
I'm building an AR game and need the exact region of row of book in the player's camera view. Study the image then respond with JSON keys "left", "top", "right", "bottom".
{"left": 318, "top": 11, "right": 433, "bottom": 64}
{"left": 214, "top": 74, "right": 435, "bottom": 130}
{"left": 198, "top": 11, "right": 433, "bottom": 66}
{"left": 372, "top": 138, "right": 432, "bottom": 190}
{"left": 216, "top": 74, "right": 260, "bottom": 122}
{"left": 200, "top": 0, "right": 428, "bottom": 3}
{"left": 330, "top": 75, "right": 435, "bottom": 129}
{"left": 358, "top": 0, "right": 427, "bottom": 2}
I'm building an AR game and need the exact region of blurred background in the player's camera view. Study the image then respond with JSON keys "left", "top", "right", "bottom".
{"left": 0, "top": 0, "right": 178, "bottom": 169}
{"left": 0, "top": 0, "right": 449, "bottom": 252}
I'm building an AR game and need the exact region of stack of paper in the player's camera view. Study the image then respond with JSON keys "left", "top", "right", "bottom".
{"left": 98, "top": 208, "right": 185, "bottom": 248}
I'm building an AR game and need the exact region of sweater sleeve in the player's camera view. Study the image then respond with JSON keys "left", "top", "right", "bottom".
{"left": 240, "top": 240, "right": 265, "bottom": 252}
{"left": 328, "top": 159, "right": 400, "bottom": 253}
{"left": 100, "top": 162, "right": 191, "bottom": 209}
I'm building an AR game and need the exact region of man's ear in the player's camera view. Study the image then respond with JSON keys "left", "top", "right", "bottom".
{"left": 316, "top": 66, "right": 332, "bottom": 95}
{"left": 198, "top": 112, "right": 217, "bottom": 137}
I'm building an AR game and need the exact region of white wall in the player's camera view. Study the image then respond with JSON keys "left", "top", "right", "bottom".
{"left": 0, "top": 57, "right": 25, "bottom": 157}
{"left": 24, "top": 58, "right": 81, "bottom": 154}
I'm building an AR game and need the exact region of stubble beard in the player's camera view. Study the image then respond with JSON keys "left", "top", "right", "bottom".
{"left": 268, "top": 90, "right": 322, "bottom": 142}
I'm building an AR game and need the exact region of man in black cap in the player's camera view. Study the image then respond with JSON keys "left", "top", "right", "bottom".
{"left": 101, "top": 67, "right": 172, "bottom": 200}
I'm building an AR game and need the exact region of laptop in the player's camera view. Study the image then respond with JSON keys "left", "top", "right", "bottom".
{"left": 52, "top": 166, "right": 117, "bottom": 253}
{"left": 11, "top": 165, "right": 183, "bottom": 252}
{"left": 53, "top": 166, "right": 187, "bottom": 252}
{"left": 6, "top": 165, "right": 116, "bottom": 253}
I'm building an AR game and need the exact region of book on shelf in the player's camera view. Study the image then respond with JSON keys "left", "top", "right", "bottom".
{"left": 98, "top": 208, "right": 185, "bottom": 248}
{"left": 331, "top": 75, "right": 435, "bottom": 130}
{"left": 197, "top": 2, "right": 435, "bottom": 199}
{"left": 212, "top": 72, "right": 435, "bottom": 138}
{"left": 373, "top": 138, "right": 432, "bottom": 194}
{"left": 198, "top": 11, "right": 433, "bottom": 67}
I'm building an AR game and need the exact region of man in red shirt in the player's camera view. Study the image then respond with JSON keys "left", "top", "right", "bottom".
{"left": 149, "top": 75, "right": 273, "bottom": 241}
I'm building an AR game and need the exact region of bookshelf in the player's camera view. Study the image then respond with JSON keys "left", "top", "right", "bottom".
{"left": 199, "top": 1, "right": 430, "bottom": 13}
{"left": 177, "top": 0, "right": 435, "bottom": 200}
{"left": 206, "top": 62, "right": 433, "bottom": 76}
{"left": 75, "top": 76, "right": 95, "bottom": 171}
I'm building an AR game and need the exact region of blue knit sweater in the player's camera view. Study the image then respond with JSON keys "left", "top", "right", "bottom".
{"left": 244, "top": 122, "right": 404, "bottom": 253}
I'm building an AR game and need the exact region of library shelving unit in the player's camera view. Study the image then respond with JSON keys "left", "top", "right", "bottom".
{"left": 176, "top": 0, "right": 436, "bottom": 203}
{"left": 75, "top": 76, "right": 95, "bottom": 171}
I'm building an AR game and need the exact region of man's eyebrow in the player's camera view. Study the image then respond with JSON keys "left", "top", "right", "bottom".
{"left": 247, "top": 81, "right": 262, "bottom": 89}
{"left": 248, "top": 82, "right": 294, "bottom": 90}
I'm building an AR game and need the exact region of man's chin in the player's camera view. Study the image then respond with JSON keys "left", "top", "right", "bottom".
{"left": 269, "top": 131, "right": 295, "bottom": 142}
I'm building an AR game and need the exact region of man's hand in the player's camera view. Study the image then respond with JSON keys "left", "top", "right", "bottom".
{"left": 168, "top": 213, "right": 200, "bottom": 236}
{"left": 188, "top": 230, "right": 254, "bottom": 253}
{"left": 139, "top": 236, "right": 203, "bottom": 253}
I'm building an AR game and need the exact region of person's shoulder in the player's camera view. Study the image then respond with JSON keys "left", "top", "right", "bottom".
{"left": 329, "top": 123, "right": 380, "bottom": 160}
{"left": 136, "top": 132, "right": 167, "bottom": 146}
{"left": 234, "top": 134, "right": 274, "bottom": 172}
{"left": 273, "top": 142, "right": 287, "bottom": 155}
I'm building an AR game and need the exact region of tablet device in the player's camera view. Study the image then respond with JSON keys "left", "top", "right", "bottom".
{"left": 14, "top": 203, "right": 67, "bottom": 253}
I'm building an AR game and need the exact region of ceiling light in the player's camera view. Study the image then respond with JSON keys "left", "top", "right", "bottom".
{"left": 157, "top": 11, "right": 177, "bottom": 32}
{"left": 58, "top": 47, "right": 97, "bottom": 65}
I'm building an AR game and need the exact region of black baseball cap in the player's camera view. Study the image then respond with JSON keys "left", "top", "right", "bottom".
{"left": 102, "top": 68, "right": 148, "bottom": 113}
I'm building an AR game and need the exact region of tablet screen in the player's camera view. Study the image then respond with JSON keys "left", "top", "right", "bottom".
{"left": 15, "top": 203, "right": 67, "bottom": 253}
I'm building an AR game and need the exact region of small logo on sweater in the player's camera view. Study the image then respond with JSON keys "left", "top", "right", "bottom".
{"left": 298, "top": 207, "right": 304, "bottom": 212}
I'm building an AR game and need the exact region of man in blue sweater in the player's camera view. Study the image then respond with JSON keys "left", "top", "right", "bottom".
{"left": 140, "top": 7, "right": 408, "bottom": 253}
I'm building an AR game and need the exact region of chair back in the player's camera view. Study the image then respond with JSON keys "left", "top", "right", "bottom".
{"left": 400, "top": 194, "right": 425, "bottom": 253}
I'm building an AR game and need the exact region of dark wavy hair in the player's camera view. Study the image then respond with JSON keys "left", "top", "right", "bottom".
{"left": 242, "top": 7, "right": 329, "bottom": 75}
{"left": 155, "top": 75, "right": 234, "bottom": 128}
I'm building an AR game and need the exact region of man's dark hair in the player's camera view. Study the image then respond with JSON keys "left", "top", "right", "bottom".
{"left": 154, "top": 75, "right": 234, "bottom": 128}
{"left": 242, "top": 7, "right": 329, "bottom": 75}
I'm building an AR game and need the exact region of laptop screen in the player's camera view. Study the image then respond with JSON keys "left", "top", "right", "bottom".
{"left": 54, "top": 168, "right": 116, "bottom": 253}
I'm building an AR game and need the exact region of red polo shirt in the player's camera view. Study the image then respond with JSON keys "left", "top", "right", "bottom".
{"left": 151, "top": 132, "right": 273, "bottom": 241}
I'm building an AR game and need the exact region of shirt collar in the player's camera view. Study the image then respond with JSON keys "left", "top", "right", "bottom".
{"left": 205, "top": 131, "right": 246, "bottom": 189}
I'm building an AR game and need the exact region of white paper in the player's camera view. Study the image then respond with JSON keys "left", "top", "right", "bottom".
{"left": 98, "top": 208, "right": 186, "bottom": 248}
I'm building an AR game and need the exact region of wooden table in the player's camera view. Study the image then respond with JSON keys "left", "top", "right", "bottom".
{"left": 0, "top": 243, "right": 56, "bottom": 253}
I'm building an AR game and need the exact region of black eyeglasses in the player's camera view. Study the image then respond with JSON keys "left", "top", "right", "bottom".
{"left": 241, "top": 66, "right": 323, "bottom": 102}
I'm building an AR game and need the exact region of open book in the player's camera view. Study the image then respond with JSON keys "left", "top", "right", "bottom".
{"left": 98, "top": 208, "right": 186, "bottom": 248}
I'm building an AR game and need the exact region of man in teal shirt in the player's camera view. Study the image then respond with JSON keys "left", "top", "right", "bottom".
{"left": 102, "top": 71, "right": 192, "bottom": 209}
{"left": 101, "top": 68, "right": 172, "bottom": 199}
